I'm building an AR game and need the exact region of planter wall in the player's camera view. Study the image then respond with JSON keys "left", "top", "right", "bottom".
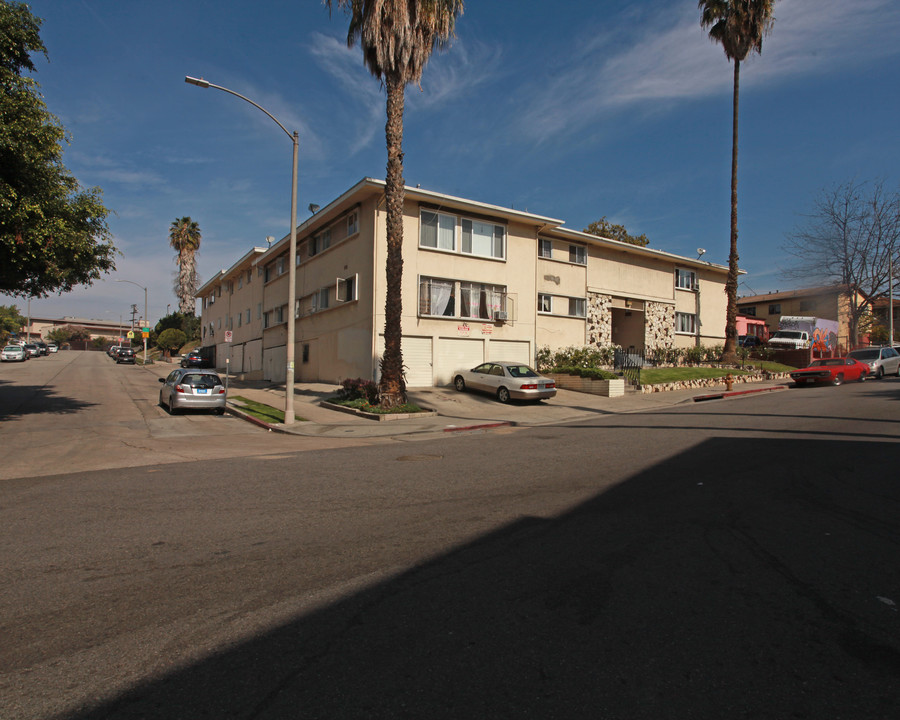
{"left": 549, "top": 374, "right": 625, "bottom": 397}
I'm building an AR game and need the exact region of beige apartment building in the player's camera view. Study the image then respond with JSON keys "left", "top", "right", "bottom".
{"left": 197, "top": 178, "right": 730, "bottom": 387}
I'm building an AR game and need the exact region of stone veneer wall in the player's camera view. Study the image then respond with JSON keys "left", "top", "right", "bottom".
{"left": 586, "top": 292, "right": 612, "bottom": 346}
{"left": 644, "top": 301, "right": 675, "bottom": 351}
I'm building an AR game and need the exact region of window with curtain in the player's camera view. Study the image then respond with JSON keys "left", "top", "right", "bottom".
{"left": 420, "top": 211, "right": 455, "bottom": 251}
{"left": 461, "top": 218, "right": 504, "bottom": 259}
{"left": 418, "top": 278, "right": 455, "bottom": 316}
{"left": 676, "top": 312, "right": 697, "bottom": 334}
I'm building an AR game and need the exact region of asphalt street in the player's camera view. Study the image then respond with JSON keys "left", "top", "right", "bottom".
{"left": 2, "top": 352, "right": 899, "bottom": 719}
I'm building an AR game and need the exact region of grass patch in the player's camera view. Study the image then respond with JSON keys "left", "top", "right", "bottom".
{"left": 328, "top": 398, "right": 426, "bottom": 414}
{"left": 639, "top": 367, "right": 754, "bottom": 385}
{"left": 231, "top": 396, "right": 294, "bottom": 424}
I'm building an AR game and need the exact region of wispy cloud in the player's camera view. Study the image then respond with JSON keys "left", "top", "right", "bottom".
{"left": 516, "top": 0, "right": 900, "bottom": 141}
{"left": 308, "top": 32, "right": 384, "bottom": 154}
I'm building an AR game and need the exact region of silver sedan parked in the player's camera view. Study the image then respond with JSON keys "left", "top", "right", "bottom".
{"left": 452, "top": 361, "right": 557, "bottom": 403}
{"left": 158, "top": 368, "right": 227, "bottom": 414}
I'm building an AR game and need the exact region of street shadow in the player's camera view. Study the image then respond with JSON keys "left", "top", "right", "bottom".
{"left": 0, "top": 384, "right": 97, "bottom": 420}
{"left": 56, "top": 435, "right": 900, "bottom": 720}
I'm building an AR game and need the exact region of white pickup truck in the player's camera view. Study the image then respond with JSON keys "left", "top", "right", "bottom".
{"left": 767, "top": 329, "right": 810, "bottom": 349}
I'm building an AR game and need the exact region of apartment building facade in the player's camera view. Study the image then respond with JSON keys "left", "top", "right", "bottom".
{"left": 197, "top": 178, "right": 730, "bottom": 387}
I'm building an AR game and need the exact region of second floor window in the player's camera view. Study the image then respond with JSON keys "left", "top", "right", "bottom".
{"left": 569, "top": 244, "right": 586, "bottom": 265}
{"left": 676, "top": 268, "right": 697, "bottom": 290}
{"left": 420, "top": 210, "right": 505, "bottom": 260}
{"left": 538, "top": 238, "right": 552, "bottom": 258}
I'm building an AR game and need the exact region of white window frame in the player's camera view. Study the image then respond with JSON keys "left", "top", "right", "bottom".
{"left": 675, "top": 268, "right": 697, "bottom": 290}
{"left": 569, "top": 244, "right": 586, "bottom": 265}
{"left": 311, "top": 287, "right": 329, "bottom": 312}
{"left": 676, "top": 311, "right": 697, "bottom": 334}
{"left": 461, "top": 216, "right": 505, "bottom": 260}
{"left": 538, "top": 293, "right": 552, "bottom": 313}
{"left": 347, "top": 211, "right": 359, "bottom": 236}
{"left": 538, "top": 238, "right": 552, "bottom": 259}
{"left": 420, "top": 210, "right": 456, "bottom": 252}
{"left": 277, "top": 257, "right": 286, "bottom": 276}
{"left": 336, "top": 273, "right": 358, "bottom": 302}
{"left": 568, "top": 297, "right": 586, "bottom": 318}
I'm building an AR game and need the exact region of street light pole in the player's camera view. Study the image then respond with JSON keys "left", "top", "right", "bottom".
{"left": 185, "top": 75, "right": 298, "bottom": 424}
{"left": 116, "top": 279, "right": 148, "bottom": 364}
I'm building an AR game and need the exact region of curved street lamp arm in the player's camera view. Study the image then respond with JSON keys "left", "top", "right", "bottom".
{"left": 185, "top": 76, "right": 294, "bottom": 143}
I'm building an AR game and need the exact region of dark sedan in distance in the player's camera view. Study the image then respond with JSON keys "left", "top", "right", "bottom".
{"left": 789, "top": 357, "right": 869, "bottom": 386}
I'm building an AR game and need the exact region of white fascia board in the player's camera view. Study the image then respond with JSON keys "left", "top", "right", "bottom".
{"left": 554, "top": 226, "right": 733, "bottom": 274}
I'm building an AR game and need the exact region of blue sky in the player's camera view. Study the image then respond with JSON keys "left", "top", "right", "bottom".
{"left": 6, "top": 0, "right": 900, "bottom": 324}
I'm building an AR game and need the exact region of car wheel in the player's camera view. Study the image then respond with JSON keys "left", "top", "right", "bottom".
{"left": 497, "top": 386, "right": 511, "bottom": 403}
{"left": 832, "top": 373, "right": 844, "bottom": 386}
{"left": 876, "top": 366, "right": 884, "bottom": 379}
{"left": 454, "top": 375, "right": 466, "bottom": 392}
{"left": 214, "top": 407, "right": 225, "bottom": 416}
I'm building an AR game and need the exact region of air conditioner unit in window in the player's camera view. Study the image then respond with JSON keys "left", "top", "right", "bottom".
{"left": 493, "top": 310, "right": 508, "bottom": 321}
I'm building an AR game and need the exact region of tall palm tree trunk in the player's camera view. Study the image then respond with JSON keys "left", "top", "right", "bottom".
{"left": 379, "top": 74, "right": 407, "bottom": 409}
{"left": 723, "top": 58, "right": 741, "bottom": 362}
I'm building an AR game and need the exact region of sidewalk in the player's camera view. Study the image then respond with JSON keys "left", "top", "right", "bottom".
{"left": 145, "top": 361, "right": 789, "bottom": 439}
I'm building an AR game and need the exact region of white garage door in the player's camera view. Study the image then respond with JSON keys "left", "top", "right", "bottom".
{"left": 435, "top": 338, "right": 484, "bottom": 386}
{"left": 488, "top": 340, "right": 531, "bottom": 365}
{"left": 378, "top": 335, "right": 433, "bottom": 387}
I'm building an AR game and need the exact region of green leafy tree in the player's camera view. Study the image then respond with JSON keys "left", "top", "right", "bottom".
{"left": 46, "top": 325, "right": 72, "bottom": 345}
{"left": 0, "top": 1, "right": 116, "bottom": 297}
{"left": 155, "top": 310, "right": 200, "bottom": 341}
{"left": 168, "top": 217, "right": 201, "bottom": 315}
{"left": 699, "top": 0, "right": 775, "bottom": 362}
{"left": 0, "top": 303, "right": 25, "bottom": 342}
{"left": 156, "top": 328, "right": 187, "bottom": 357}
{"left": 327, "top": 0, "right": 464, "bottom": 409}
{"left": 583, "top": 217, "right": 649, "bottom": 247}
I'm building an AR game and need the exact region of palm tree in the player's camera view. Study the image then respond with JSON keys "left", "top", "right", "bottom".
{"left": 699, "top": 0, "right": 774, "bottom": 362}
{"left": 328, "top": 0, "right": 464, "bottom": 409}
{"left": 168, "top": 216, "right": 201, "bottom": 316}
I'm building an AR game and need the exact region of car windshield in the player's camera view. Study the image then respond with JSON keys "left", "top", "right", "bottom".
{"left": 810, "top": 359, "right": 843, "bottom": 367}
{"left": 506, "top": 365, "right": 539, "bottom": 378}
{"left": 775, "top": 331, "right": 803, "bottom": 339}
{"left": 848, "top": 350, "right": 878, "bottom": 360}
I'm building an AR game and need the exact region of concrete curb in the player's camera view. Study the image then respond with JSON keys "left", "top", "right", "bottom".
{"left": 692, "top": 385, "right": 788, "bottom": 403}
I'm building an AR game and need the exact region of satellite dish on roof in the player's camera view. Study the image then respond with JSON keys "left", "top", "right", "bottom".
{"left": 696, "top": 248, "right": 706, "bottom": 259}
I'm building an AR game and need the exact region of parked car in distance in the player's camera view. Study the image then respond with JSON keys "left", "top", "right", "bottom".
{"left": 22, "top": 343, "right": 39, "bottom": 358}
{"left": 115, "top": 347, "right": 136, "bottom": 364}
{"left": 1, "top": 345, "right": 27, "bottom": 362}
{"left": 180, "top": 350, "right": 206, "bottom": 368}
{"left": 846, "top": 346, "right": 900, "bottom": 379}
{"left": 107, "top": 345, "right": 120, "bottom": 357}
{"left": 158, "top": 368, "right": 226, "bottom": 414}
{"left": 34, "top": 341, "right": 49, "bottom": 355}
{"left": 738, "top": 335, "right": 763, "bottom": 348}
{"left": 789, "top": 357, "right": 869, "bottom": 386}
{"left": 47, "top": 342, "right": 58, "bottom": 353}
{"left": 453, "top": 361, "right": 557, "bottom": 403}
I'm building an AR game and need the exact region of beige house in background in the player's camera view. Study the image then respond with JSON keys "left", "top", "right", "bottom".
{"left": 197, "top": 178, "right": 730, "bottom": 387}
{"left": 737, "top": 284, "right": 864, "bottom": 351}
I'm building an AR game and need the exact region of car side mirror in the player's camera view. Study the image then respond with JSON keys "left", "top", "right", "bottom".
{"left": 158, "top": 377, "right": 164, "bottom": 383}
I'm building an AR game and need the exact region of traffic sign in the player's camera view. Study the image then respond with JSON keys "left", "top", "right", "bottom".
{"left": 224, "top": 330, "right": 233, "bottom": 342}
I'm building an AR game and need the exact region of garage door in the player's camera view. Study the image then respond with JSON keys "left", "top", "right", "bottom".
{"left": 488, "top": 340, "right": 531, "bottom": 365}
{"left": 378, "top": 335, "right": 433, "bottom": 387}
{"left": 435, "top": 338, "right": 484, "bottom": 386}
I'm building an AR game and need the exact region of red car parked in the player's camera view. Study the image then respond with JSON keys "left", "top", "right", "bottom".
{"left": 789, "top": 357, "right": 869, "bottom": 386}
